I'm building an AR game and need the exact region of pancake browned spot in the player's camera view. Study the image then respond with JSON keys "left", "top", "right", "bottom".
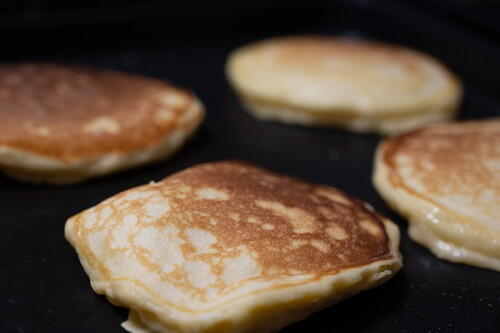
{"left": 226, "top": 36, "right": 462, "bottom": 135}
{"left": 65, "top": 160, "right": 402, "bottom": 333}
{"left": 373, "top": 118, "right": 500, "bottom": 271}
{"left": 0, "top": 63, "right": 204, "bottom": 184}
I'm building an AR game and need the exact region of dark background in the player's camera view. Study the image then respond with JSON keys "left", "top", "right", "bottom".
{"left": 0, "top": 1, "right": 499, "bottom": 332}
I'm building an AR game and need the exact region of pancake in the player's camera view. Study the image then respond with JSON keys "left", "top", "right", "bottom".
{"left": 226, "top": 36, "right": 462, "bottom": 135}
{"left": 0, "top": 63, "right": 204, "bottom": 184}
{"left": 66, "top": 160, "right": 402, "bottom": 333}
{"left": 374, "top": 119, "right": 500, "bottom": 271}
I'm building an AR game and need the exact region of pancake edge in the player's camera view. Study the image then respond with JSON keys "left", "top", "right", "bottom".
{"left": 373, "top": 140, "right": 500, "bottom": 271}
{"left": 235, "top": 93, "right": 457, "bottom": 135}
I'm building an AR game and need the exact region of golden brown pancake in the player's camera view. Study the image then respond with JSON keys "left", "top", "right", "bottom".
{"left": 66, "top": 161, "right": 402, "bottom": 333}
{"left": 374, "top": 119, "right": 500, "bottom": 271}
{"left": 0, "top": 63, "right": 204, "bottom": 184}
{"left": 226, "top": 36, "right": 462, "bottom": 135}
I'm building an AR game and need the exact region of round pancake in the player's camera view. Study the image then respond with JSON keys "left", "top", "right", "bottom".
{"left": 65, "top": 161, "right": 402, "bottom": 333}
{"left": 226, "top": 36, "right": 462, "bottom": 134}
{"left": 0, "top": 63, "right": 204, "bottom": 184}
{"left": 374, "top": 119, "right": 500, "bottom": 271}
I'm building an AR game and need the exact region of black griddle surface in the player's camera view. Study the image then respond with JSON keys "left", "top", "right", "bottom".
{"left": 1, "top": 1, "right": 499, "bottom": 332}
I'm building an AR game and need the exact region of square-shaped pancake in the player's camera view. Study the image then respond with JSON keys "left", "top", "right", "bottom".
{"left": 66, "top": 161, "right": 401, "bottom": 333}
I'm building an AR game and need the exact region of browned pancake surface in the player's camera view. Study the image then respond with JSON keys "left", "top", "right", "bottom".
{"left": 71, "top": 161, "right": 393, "bottom": 306}
{"left": 382, "top": 119, "right": 500, "bottom": 227}
{"left": 0, "top": 63, "right": 201, "bottom": 161}
{"left": 158, "top": 161, "right": 392, "bottom": 275}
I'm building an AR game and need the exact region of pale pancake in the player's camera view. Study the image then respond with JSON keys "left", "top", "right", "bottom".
{"left": 226, "top": 36, "right": 462, "bottom": 134}
{"left": 374, "top": 119, "right": 500, "bottom": 271}
{"left": 66, "top": 161, "right": 402, "bottom": 333}
{"left": 0, "top": 63, "right": 204, "bottom": 184}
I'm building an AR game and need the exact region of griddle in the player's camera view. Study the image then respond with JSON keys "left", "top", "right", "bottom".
{"left": 1, "top": 0, "right": 499, "bottom": 332}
